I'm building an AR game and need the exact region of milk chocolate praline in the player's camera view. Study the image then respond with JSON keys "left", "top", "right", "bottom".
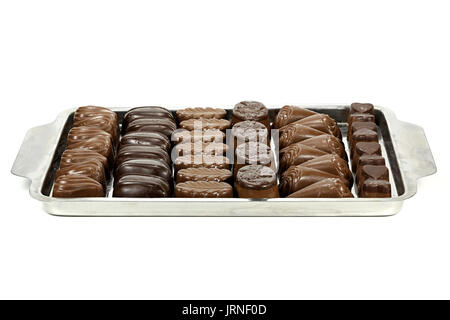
{"left": 283, "top": 114, "right": 342, "bottom": 139}
{"left": 60, "top": 149, "right": 110, "bottom": 173}
{"left": 55, "top": 160, "right": 106, "bottom": 187}
{"left": 176, "top": 168, "right": 232, "bottom": 183}
{"left": 279, "top": 143, "right": 328, "bottom": 171}
{"left": 180, "top": 118, "right": 231, "bottom": 131}
{"left": 356, "top": 165, "right": 389, "bottom": 191}
{"left": 302, "top": 154, "right": 353, "bottom": 186}
{"left": 273, "top": 106, "right": 317, "bottom": 129}
{"left": 66, "top": 135, "right": 115, "bottom": 168}
{"left": 348, "top": 113, "right": 376, "bottom": 127}
{"left": 349, "top": 103, "right": 374, "bottom": 115}
{"left": 352, "top": 142, "right": 382, "bottom": 171}
{"left": 349, "top": 128, "right": 379, "bottom": 153}
{"left": 358, "top": 180, "right": 391, "bottom": 198}
{"left": 280, "top": 165, "right": 349, "bottom": 196}
{"left": 174, "top": 155, "right": 231, "bottom": 172}
{"left": 287, "top": 178, "right": 353, "bottom": 198}
{"left": 234, "top": 142, "right": 272, "bottom": 176}
{"left": 172, "top": 129, "right": 225, "bottom": 144}
{"left": 176, "top": 107, "right": 227, "bottom": 121}
{"left": 232, "top": 101, "right": 270, "bottom": 131}
{"left": 235, "top": 165, "right": 279, "bottom": 198}
{"left": 175, "top": 181, "right": 233, "bottom": 198}
{"left": 73, "top": 115, "right": 119, "bottom": 147}
{"left": 174, "top": 142, "right": 228, "bottom": 156}
{"left": 53, "top": 175, "right": 105, "bottom": 198}
{"left": 279, "top": 124, "right": 325, "bottom": 149}
{"left": 231, "top": 120, "right": 269, "bottom": 148}
{"left": 347, "top": 121, "right": 378, "bottom": 140}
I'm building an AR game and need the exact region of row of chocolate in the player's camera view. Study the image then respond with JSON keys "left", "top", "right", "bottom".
{"left": 112, "top": 107, "right": 176, "bottom": 197}
{"left": 173, "top": 107, "right": 233, "bottom": 197}
{"left": 348, "top": 103, "right": 391, "bottom": 197}
{"left": 53, "top": 106, "right": 119, "bottom": 197}
{"left": 230, "top": 102, "right": 279, "bottom": 198}
{"left": 275, "top": 106, "right": 354, "bottom": 198}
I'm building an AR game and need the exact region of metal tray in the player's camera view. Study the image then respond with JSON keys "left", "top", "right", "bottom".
{"left": 11, "top": 105, "right": 436, "bottom": 217}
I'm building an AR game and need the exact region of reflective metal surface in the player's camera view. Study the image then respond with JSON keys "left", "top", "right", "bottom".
{"left": 11, "top": 105, "right": 436, "bottom": 216}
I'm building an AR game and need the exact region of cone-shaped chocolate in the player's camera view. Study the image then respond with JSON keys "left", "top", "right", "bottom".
{"left": 279, "top": 143, "right": 328, "bottom": 171}
{"left": 279, "top": 124, "right": 324, "bottom": 149}
{"left": 282, "top": 114, "right": 342, "bottom": 139}
{"left": 302, "top": 154, "right": 353, "bottom": 186}
{"left": 287, "top": 178, "right": 353, "bottom": 198}
{"left": 301, "top": 135, "right": 347, "bottom": 160}
{"left": 274, "top": 106, "right": 317, "bottom": 128}
{"left": 280, "top": 165, "right": 348, "bottom": 196}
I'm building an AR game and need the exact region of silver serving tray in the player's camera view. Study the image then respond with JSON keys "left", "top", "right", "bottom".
{"left": 11, "top": 105, "right": 436, "bottom": 217}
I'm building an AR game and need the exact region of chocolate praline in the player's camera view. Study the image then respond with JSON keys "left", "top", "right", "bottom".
{"left": 235, "top": 165, "right": 279, "bottom": 198}
{"left": 280, "top": 165, "right": 348, "bottom": 196}
{"left": 55, "top": 160, "right": 106, "bottom": 187}
{"left": 114, "top": 159, "right": 172, "bottom": 184}
{"left": 358, "top": 179, "right": 391, "bottom": 198}
{"left": 116, "top": 145, "right": 171, "bottom": 167}
{"left": 234, "top": 142, "right": 272, "bottom": 176}
{"left": 231, "top": 120, "right": 269, "bottom": 147}
{"left": 287, "top": 178, "right": 353, "bottom": 198}
{"left": 120, "top": 132, "right": 171, "bottom": 152}
{"left": 232, "top": 101, "right": 270, "bottom": 131}
{"left": 175, "top": 181, "right": 233, "bottom": 198}
{"left": 284, "top": 114, "right": 342, "bottom": 139}
{"left": 125, "top": 118, "right": 177, "bottom": 137}
{"left": 53, "top": 175, "right": 105, "bottom": 198}
{"left": 113, "top": 175, "right": 171, "bottom": 198}
{"left": 176, "top": 107, "right": 227, "bottom": 122}
{"left": 349, "top": 103, "right": 374, "bottom": 115}
{"left": 273, "top": 106, "right": 317, "bottom": 129}
{"left": 176, "top": 168, "right": 232, "bottom": 183}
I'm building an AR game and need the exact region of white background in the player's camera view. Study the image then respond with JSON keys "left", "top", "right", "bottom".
{"left": 0, "top": 0, "right": 448, "bottom": 299}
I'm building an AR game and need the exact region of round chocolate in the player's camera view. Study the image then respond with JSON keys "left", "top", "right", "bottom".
{"left": 233, "top": 101, "right": 268, "bottom": 122}
{"left": 235, "top": 142, "right": 271, "bottom": 166}
{"left": 232, "top": 121, "right": 268, "bottom": 144}
{"left": 236, "top": 165, "right": 277, "bottom": 190}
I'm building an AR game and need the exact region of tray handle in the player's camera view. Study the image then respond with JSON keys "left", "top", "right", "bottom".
{"left": 11, "top": 121, "right": 63, "bottom": 194}
{"left": 393, "top": 120, "right": 436, "bottom": 189}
